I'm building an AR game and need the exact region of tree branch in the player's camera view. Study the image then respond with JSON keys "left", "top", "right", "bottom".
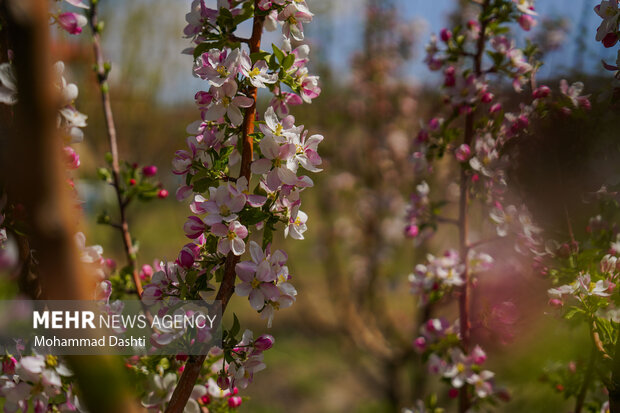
{"left": 87, "top": 2, "right": 142, "bottom": 296}
{"left": 164, "top": 3, "right": 265, "bottom": 412}
{"left": 458, "top": 2, "right": 489, "bottom": 411}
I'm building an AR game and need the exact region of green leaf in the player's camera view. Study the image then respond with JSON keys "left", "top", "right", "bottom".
{"left": 192, "top": 177, "right": 218, "bottom": 194}
{"left": 271, "top": 44, "right": 285, "bottom": 64}
{"left": 97, "top": 167, "right": 112, "bottom": 182}
{"left": 564, "top": 306, "right": 585, "bottom": 320}
{"left": 250, "top": 51, "right": 270, "bottom": 63}
{"left": 239, "top": 207, "right": 270, "bottom": 226}
{"left": 282, "top": 53, "right": 295, "bottom": 70}
{"left": 230, "top": 313, "right": 240, "bottom": 338}
{"left": 268, "top": 54, "right": 279, "bottom": 71}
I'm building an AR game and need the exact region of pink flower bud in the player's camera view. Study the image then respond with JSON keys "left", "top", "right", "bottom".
{"left": 459, "top": 105, "right": 472, "bottom": 115}
{"left": 603, "top": 32, "right": 619, "bottom": 48}
{"left": 413, "top": 337, "right": 426, "bottom": 352}
{"left": 64, "top": 146, "right": 80, "bottom": 169}
{"left": 518, "top": 14, "right": 536, "bottom": 31}
{"left": 57, "top": 12, "right": 87, "bottom": 35}
{"left": 195, "top": 91, "right": 213, "bottom": 106}
{"left": 200, "top": 395, "right": 211, "bottom": 405}
{"left": 228, "top": 396, "right": 242, "bottom": 408}
{"left": 440, "top": 28, "right": 452, "bottom": 42}
{"left": 470, "top": 345, "right": 487, "bottom": 364}
{"left": 105, "top": 258, "right": 116, "bottom": 271}
{"left": 428, "top": 117, "right": 441, "bottom": 131}
{"left": 455, "top": 144, "right": 471, "bottom": 162}
{"left": 158, "top": 189, "right": 169, "bottom": 199}
{"left": 178, "top": 243, "right": 200, "bottom": 268}
{"left": 254, "top": 334, "right": 275, "bottom": 351}
{"left": 489, "top": 103, "right": 502, "bottom": 114}
{"left": 449, "top": 388, "right": 459, "bottom": 399}
{"left": 444, "top": 73, "right": 456, "bottom": 87}
{"left": 217, "top": 375, "right": 230, "bottom": 390}
{"left": 404, "top": 224, "right": 419, "bottom": 238}
{"left": 517, "top": 114, "right": 529, "bottom": 129}
{"left": 140, "top": 264, "right": 154, "bottom": 280}
{"left": 548, "top": 298, "right": 563, "bottom": 308}
{"left": 532, "top": 85, "right": 551, "bottom": 99}
{"left": 416, "top": 130, "right": 429, "bottom": 143}
{"left": 577, "top": 96, "right": 591, "bottom": 110}
{"left": 2, "top": 357, "right": 16, "bottom": 375}
{"left": 142, "top": 165, "right": 158, "bottom": 177}
{"left": 481, "top": 92, "right": 494, "bottom": 103}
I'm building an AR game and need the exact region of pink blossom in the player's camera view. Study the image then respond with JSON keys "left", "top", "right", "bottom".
{"left": 278, "top": 4, "right": 313, "bottom": 41}
{"left": 184, "top": 216, "right": 206, "bottom": 239}
{"left": 211, "top": 220, "right": 248, "bottom": 256}
{"left": 269, "top": 86, "right": 303, "bottom": 117}
{"left": 195, "top": 183, "right": 246, "bottom": 225}
{"left": 204, "top": 80, "right": 254, "bottom": 127}
{"left": 176, "top": 185, "right": 194, "bottom": 201}
{"left": 194, "top": 48, "right": 240, "bottom": 87}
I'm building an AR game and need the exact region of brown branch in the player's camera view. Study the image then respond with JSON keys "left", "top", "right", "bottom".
{"left": 458, "top": 2, "right": 489, "bottom": 411}
{"left": 87, "top": 3, "right": 142, "bottom": 296}
{"left": 164, "top": 3, "right": 264, "bottom": 412}
{"left": 0, "top": 1, "right": 140, "bottom": 411}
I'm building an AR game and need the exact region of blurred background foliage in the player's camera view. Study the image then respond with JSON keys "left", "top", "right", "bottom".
{"left": 26, "top": 0, "right": 620, "bottom": 411}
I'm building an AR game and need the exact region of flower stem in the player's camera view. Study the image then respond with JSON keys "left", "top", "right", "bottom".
{"left": 163, "top": 4, "right": 264, "bottom": 412}
{"left": 87, "top": 3, "right": 142, "bottom": 296}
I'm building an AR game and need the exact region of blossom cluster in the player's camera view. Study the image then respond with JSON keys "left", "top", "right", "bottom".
{"left": 140, "top": 0, "right": 324, "bottom": 406}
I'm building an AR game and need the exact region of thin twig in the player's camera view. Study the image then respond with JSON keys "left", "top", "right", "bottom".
{"left": 164, "top": 3, "right": 264, "bottom": 412}
{"left": 87, "top": 3, "right": 142, "bottom": 296}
